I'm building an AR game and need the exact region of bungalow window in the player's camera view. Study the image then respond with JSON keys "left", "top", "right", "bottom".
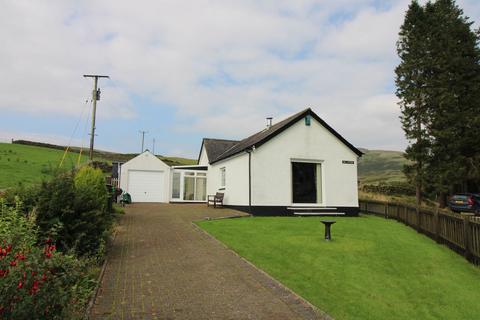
{"left": 220, "top": 167, "right": 226, "bottom": 188}
{"left": 291, "top": 161, "right": 323, "bottom": 204}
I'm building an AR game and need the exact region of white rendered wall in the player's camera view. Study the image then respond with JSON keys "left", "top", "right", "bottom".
{"left": 251, "top": 118, "right": 359, "bottom": 207}
{"left": 120, "top": 151, "right": 171, "bottom": 203}
{"left": 198, "top": 145, "right": 209, "bottom": 166}
{"left": 207, "top": 153, "right": 249, "bottom": 206}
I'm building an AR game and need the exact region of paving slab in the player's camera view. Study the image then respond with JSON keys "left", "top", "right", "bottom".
{"left": 90, "top": 203, "right": 327, "bottom": 320}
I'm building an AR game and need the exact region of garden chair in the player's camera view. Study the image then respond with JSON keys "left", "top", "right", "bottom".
{"left": 207, "top": 192, "right": 224, "bottom": 208}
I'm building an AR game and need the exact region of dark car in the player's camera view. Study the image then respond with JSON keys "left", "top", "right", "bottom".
{"left": 448, "top": 193, "right": 480, "bottom": 215}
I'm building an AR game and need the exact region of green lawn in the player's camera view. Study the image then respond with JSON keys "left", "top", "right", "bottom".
{"left": 0, "top": 142, "right": 90, "bottom": 189}
{"left": 197, "top": 215, "right": 480, "bottom": 320}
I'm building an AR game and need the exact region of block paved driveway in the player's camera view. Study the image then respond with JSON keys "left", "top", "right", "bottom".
{"left": 90, "top": 203, "right": 327, "bottom": 320}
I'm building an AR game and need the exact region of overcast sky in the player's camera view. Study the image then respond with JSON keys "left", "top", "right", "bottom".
{"left": 1, "top": 0, "right": 479, "bottom": 158}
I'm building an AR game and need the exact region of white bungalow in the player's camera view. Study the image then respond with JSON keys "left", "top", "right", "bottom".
{"left": 119, "top": 108, "right": 363, "bottom": 216}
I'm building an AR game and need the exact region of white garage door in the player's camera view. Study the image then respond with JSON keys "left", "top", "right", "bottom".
{"left": 128, "top": 170, "right": 165, "bottom": 202}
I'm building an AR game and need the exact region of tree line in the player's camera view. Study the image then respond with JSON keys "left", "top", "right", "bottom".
{"left": 396, "top": 0, "right": 480, "bottom": 207}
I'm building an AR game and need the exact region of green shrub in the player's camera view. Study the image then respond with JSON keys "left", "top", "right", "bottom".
{"left": 2, "top": 185, "right": 39, "bottom": 215}
{"left": 74, "top": 166, "right": 108, "bottom": 213}
{"left": 0, "top": 199, "right": 37, "bottom": 252}
{"left": 34, "top": 168, "right": 111, "bottom": 256}
{"left": 0, "top": 202, "right": 93, "bottom": 319}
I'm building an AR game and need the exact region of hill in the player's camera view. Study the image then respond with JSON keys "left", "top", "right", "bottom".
{"left": 0, "top": 141, "right": 196, "bottom": 189}
{"left": 357, "top": 148, "right": 409, "bottom": 185}
{"left": 11, "top": 140, "right": 197, "bottom": 166}
{"left": 0, "top": 142, "right": 91, "bottom": 189}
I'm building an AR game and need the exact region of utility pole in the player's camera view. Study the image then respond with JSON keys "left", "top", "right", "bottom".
{"left": 83, "top": 74, "right": 109, "bottom": 160}
{"left": 139, "top": 130, "right": 148, "bottom": 153}
{"left": 152, "top": 138, "right": 156, "bottom": 155}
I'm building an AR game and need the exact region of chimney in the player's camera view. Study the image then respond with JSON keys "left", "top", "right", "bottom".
{"left": 266, "top": 117, "right": 273, "bottom": 129}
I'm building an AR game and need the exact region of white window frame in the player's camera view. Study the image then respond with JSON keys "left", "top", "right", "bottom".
{"left": 170, "top": 170, "right": 208, "bottom": 202}
{"left": 220, "top": 167, "right": 226, "bottom": 189}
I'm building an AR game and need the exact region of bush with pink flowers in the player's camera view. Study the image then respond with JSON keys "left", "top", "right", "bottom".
{"left": 0, "top": 199, "right": 94, "bottom": 319}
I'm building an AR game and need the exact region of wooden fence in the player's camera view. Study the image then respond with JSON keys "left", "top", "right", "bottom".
{"left": 359, "top": 199, "right": 480, "bottom": 265}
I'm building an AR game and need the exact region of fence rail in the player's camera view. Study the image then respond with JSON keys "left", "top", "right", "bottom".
{"left": 359, "top": 199, "right": 480, "bottom": 265}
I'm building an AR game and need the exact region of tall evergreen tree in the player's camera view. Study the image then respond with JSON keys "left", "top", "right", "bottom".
{"left": 395, "top": 1, "right": 431, "bottom": 206}
{"left": 396, "top": 0, "right": 480, "bottom": 207}
{"left": 424, "top": 0, "right": 480, "bottom": 205}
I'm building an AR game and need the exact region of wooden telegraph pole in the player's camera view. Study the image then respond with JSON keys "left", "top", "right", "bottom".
{"left": 83, "top": 74, "right": 110, "bottom": 160}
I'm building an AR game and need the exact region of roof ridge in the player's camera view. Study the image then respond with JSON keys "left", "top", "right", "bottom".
{"left": 203, "top": 138, "right": 240, "bottom": 142}
{"left": 209, "top": 107, "right": 362, "bottom": 164}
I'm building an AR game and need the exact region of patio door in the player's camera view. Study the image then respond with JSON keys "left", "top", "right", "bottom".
{"left": 292, "top": 161, "right": 323, "bottom": 204}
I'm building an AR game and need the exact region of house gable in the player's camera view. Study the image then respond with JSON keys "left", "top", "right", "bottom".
{"left": 122, "top": 150, "right": 170, "bottom": 170}
{"left": 198, "top": 144, "right": 209, "bottom": 166}
{"left": 197, "top": 138, "right": 239, "bottom": 165}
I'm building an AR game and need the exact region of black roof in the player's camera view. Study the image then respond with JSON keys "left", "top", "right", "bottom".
{"left": 202, "top": 108, "right": 363, "bottom": 164}
{"left": 199, "top": 138, "right": 239, "bottom": 164}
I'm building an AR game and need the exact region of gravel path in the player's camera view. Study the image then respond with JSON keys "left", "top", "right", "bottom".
{"left": 90, "top": 203, "right": 327, "bottom": 320}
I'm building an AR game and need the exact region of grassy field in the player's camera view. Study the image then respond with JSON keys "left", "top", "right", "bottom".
{"left": 198, "top": 216, "right": 480, "bottom": 320}
{"left": 0, "top": 142, "right": 196, "bottom": 189}
{"left": 0, "top": 142, "right": 91, "bottom": 188}
{"left": 358, "top": 149, "right": 409, "bottom": 185}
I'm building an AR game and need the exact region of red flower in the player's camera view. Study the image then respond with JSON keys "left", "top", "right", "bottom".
{"left": 41, "top": 273, "right": 47, "bottom": 281}
{"left": 0, "top": 270, "right": 6, "bottom": 277}
{"left": 17, "top": 281, "right": 23, "bottom": 289}
{"left": 45, "top": 252, "right": 52, "bottom": 259}
{"left": 6, "top": 244, "right": 12, "bottom": 253}
{"left": 9, "top": 260, "right": 17, "bottom": 267}
{"left": 49, "top": 245, "right": 56, "bottom": 251}
{"left": 31, "top": 280, "right": 40, "bottom": 294}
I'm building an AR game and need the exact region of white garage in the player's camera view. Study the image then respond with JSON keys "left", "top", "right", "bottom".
{"left": 120, "top": 150, "right": 171, "bottom": 203}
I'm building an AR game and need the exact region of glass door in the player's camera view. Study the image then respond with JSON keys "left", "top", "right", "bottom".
{"left": 292, "top": 161, "right": 322, "bottom": 204}
{"left": 183, "top": 172, "right": 195, "bottom": 200}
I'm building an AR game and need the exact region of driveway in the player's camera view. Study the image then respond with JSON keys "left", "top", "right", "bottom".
{"left": 90, "top": 203, "right": 327, "bottom": 320}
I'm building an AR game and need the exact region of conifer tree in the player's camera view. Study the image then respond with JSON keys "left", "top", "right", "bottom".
{"left": 396, "top": 0, "right": 480, "bottom": 206}
{"left": 395, "top": 1, "right": 431, "bottom": 206}
{"left": 424, "top": 0, "right": 480, "bottom": 205}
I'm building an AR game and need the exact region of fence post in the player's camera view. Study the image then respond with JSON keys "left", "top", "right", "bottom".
{"left": 434, "top": 207, "right": 440, "bottom": 243}
{"left": 464, "top": 217, "right": 472, "bottom": 261}
{"left": 415, "top": 206, "right": 421, "bottom": 232}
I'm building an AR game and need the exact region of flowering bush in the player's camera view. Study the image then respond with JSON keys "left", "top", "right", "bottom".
{"left": 0, "top": 200, "right": 93, "bottom": 319}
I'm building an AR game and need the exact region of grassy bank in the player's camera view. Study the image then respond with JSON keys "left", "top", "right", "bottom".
{"left": 0, "top": 142, "right": 91, "bottom": 188}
